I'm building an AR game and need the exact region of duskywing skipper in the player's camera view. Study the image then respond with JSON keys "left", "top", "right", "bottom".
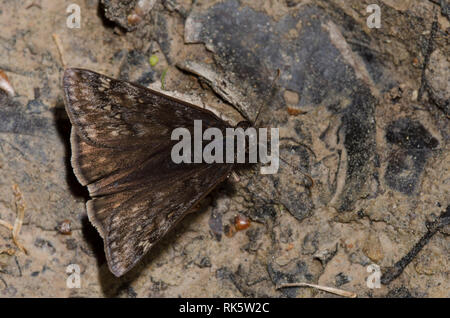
{"left": 63, "top": 68, "right": 252, "bottom": 277}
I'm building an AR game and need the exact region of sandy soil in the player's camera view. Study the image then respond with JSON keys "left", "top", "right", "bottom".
{"left": 0, "top": 0, "right": 448, "bottom": 297}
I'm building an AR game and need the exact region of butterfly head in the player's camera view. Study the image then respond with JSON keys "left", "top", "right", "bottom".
{"left": 236, "top": 120, "right": 253, "bottom": 130}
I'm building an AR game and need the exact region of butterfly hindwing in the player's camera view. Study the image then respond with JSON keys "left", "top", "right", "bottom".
{"left": 88, "top": 158, "right": 233, "bottom": 277}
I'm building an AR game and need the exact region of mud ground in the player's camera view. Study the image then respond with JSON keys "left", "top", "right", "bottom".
{"left": 0, "top": 0, "right": 448, "bottom": 297}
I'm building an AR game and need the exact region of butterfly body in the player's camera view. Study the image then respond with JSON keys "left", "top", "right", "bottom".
{"left": 63, "top": 68, "right": 247, "bottom": 276}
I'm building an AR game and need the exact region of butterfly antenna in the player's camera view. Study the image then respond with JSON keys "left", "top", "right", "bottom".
{"left": 278, "top": 156, "right": 314, "bottom": 188}
{"left": 251, "top": 68, "right": 313, "bottom": 188}
{"left": 253, "top": 69, "right": 281, "bottom": 127}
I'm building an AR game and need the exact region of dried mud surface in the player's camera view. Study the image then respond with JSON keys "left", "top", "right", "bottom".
{"left": 0, "top": 0, "right": 448, "bottom": 297}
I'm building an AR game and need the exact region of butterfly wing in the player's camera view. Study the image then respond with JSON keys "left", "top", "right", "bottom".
{"left": 63, "top": 68, "right": 234, "bottom": 276}
{"left": 86, "top": 147, "right": 233, "bottom": 277}
{"left": 64, "top": 68, "right": 227, "bottom": 149}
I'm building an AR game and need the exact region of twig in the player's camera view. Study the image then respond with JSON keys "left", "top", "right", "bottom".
{"left": 0, "top": 220, "right": 13, "bottom": 231}
{"left": 52, "top": 33, "right": 67, "bottom": 68}
{"left": 276, "top": 282, "right": 357, "bottom": 298}
{"left": 25, "top": 0, "right": 42, "bottom": 9}
{"left": 11, "top": 184, "right": 27, "bottom": 254}
{"left": 381, "top": 205, "right": 450, "bottom": 285}
{"left": 14, "top": 256, "right": 22, "bottom": 277}
{"left": 0, "top": 185, "right": 28, "bottom": 254}
{"left": 0, "top": 248, "right": 15, "bottom": 256}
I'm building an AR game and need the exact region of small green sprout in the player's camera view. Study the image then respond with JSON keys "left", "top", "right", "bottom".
{"left": 149, "top": 55, "right": 159, "bottom": 67}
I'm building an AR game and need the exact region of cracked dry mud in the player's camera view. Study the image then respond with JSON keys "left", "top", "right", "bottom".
{"left": 0, "top": 0, "right": 449, "bottom": 297}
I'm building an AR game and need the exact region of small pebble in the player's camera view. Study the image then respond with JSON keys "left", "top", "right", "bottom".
{"left": 56, "top": 220, "right": 72, "bottom": 235}
{"left": 234, "top": 215, "right": 251, "bottom": 231}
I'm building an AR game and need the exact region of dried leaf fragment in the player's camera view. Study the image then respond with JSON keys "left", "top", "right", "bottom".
{"left": 0, "top": 70, "right": 15, "bottom": 97}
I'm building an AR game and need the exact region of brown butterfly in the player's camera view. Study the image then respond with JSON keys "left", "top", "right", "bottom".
{"left": 63, "top": 68, "right": 255, "bottom": 277}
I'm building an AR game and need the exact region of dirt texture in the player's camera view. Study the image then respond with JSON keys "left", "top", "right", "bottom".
{"left": 0, "top": 0, "right": 448, "bottom": 297}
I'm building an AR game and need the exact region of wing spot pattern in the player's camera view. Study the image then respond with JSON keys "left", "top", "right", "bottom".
{"left": 85, "top": 127, "right": 98, "bottom": 138}
{"left": 100, "top": 77, "right": 111, "bottom": 88}
{"left": 80, "top": 87, "right": 91, "bottom": 96}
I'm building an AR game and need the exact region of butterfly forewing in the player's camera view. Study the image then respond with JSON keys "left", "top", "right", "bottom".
{"left": 63, "top": 68, "right": 228, "bottom": 148}
{"left": 63, "top": 68, "right": 234, "bottom": 276}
